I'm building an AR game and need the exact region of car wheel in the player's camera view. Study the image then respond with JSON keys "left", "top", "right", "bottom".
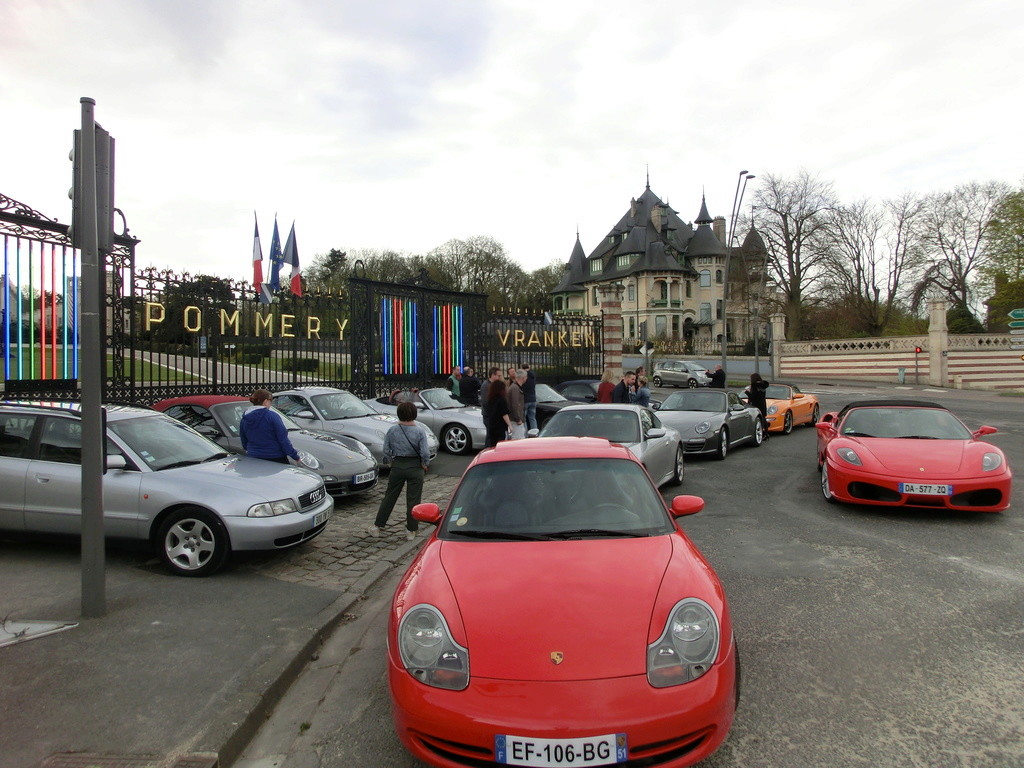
{"left": 715, "top": 427, "right": 729, "bottom": 460}
{"left": 807, "top": 404, "right": 820, "bottom": 427}
{"left": 752, "top": 418, "right": 765, "bottom": 446}
{"left": 441, "top": 424, "right": 472, "bottom": 455}
{"left": 157, "top": 507, "right": 229, "bottom": 577}
{"left": 782, "top": 411, "right": 793, "bottom": 434}
{"left": 669, "top": 446, "right": 684, "bottom": 486}
{"left": 820, "top": 464, "right": 837, "bottom": 504}
{"left": 687, "top": 378, "right": 698, "bottom": 388}
{"left": 653, "top": 376, "right": 662, "bottom": 387}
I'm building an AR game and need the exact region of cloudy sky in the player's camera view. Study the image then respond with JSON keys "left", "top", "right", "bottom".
{"left": 3, "top": 0, "right": 1022, "bottom": 284}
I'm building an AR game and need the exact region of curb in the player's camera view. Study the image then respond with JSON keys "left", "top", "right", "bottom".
{"left": 199, "top": 536, "right": 426, "bottom": 767}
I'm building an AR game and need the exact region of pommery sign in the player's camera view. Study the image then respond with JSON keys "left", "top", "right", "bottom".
{"left": 143, "top": 302, "right": 349, "bottom": 339}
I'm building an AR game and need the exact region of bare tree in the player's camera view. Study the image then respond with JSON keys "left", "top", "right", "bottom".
{"left": 823, "top": 193, "right": 925, "bottom": 336}
{"left": 911, "top": 181, "right": 1009, "bottom": 312}
{"left": 752, "top": 171, "right": 838, "bottom": 339}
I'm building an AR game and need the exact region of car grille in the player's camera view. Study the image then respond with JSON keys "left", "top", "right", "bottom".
{"left": 299, "top": 484, "right": 327, "bottom": 510}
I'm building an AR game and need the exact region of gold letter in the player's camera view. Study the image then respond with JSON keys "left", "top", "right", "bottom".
{"left": 497, "top": 330, "right": 511, "bottom": 346}
{"left": 571, "top": 331, "right": 581, "bottom": 347}
{"left": 335, "top": 318, "right": 349, "bottom": 340}
{"left": 557, "top": 331, "right": 568, "bottom": 347}
{"left": 307, "top": 315, "right": 321, "bottom": 339}
{"left": 527, "top": 331, "right": 541, "bottom": 347}
{"left": 543, "top": 331, "right": 555, "bottom": 347}
{"left": 281, "top": 314, "right": 295, "bottom": 338}
{"left": 144, "top": 302, "right": 165, "bottom": 331}
{"left": 220, "top": 309, "right": 240, "bottom": 335}
{"left": 183, "top": 306, "right": 202, "bottom": 333}
{"left": 255, "top": 312, "right": 274, "bottom": 337}
{"left": 513, "top": 330, "right": 526, "bottom": 346}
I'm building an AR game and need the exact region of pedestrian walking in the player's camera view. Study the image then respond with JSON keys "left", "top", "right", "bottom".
{"left": 632, "top": 376, "right": 652, "bottom": 407}
{"left": 507, "top": 369, "right": 527, "bottom": 439}
{"left": 597, "top": 369, "right": 616, "bottom": 403}
{"left": 521, "top": 362, "right": 538, "bottom": 431}
{"left": 239, "top": 389, "right": 300, "bottom": 464}
{"left": 480, "top": 367, "right": 501, "bottom": 420}
{"left": 367, "top": 401, "right": 432, "bottom": 540}
{"left": 745, "top": 372, "right": 771, "bottom": 438}
{"left": 460, "top": 365, "right": 481, "bottom": 406}
{"left": 611, "top": 371, "right": 636, "bottom": 404}
{"left": 484, "top": 379, "right": 513, "bottom": 448}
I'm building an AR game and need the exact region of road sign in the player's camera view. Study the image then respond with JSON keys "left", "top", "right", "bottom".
{"left": 1010, "top": 329, "right": 1024, "bottom": 335}
{"left": 1012, "top": 344, "right": 1024, "bottom": 350}
{"left": 1009, "top": 320, "right": 1024, "bottom": 328}
{"left": 1010, "top": 308, "right": 1024, "bottom": 319}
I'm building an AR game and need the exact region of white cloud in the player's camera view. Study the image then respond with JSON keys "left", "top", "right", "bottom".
{"left": 2, "top": 0, "right": 1022, "bottom": 283}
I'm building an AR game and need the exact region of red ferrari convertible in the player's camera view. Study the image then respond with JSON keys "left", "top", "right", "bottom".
{"left": 816, "top": 400, "right": 1012, "bottom": 512}
{"left": 387, "top": 437, "right": 737, "bottom": 767}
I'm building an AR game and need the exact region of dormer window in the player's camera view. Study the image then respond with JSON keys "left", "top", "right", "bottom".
{"left": 590, "top": 259, "right": 603, "bottom": 274}
{"left": 616, "top": 254, "right": 632, "bottom": 269}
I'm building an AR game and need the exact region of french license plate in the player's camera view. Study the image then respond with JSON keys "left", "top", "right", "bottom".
{"left": 353, "top": 470, "right": 375, "bottom": 484}
{"left": 899, "top": 482, "right": 952, "bottom": 496}
{"left": 495, "top": 733, "right": 627, "bottom": 767}
{"left": 313, "top": 508, "right": 331, "bottom": 527}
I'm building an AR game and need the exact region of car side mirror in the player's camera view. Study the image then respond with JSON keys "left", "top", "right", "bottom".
{"left": 730, "top": 404, "right": 745, "bottom": 412}
{"left": 651, "top": 401, "right": 661, "bottom": 411}
{"left": 815, "top": 422, "right": 833, "bottom": 433}
{"left": 584, "top": 395, "right": 596, "bottom": 402}
{"left": 794, "top": 393, "right": 804, "bottom": 399}
{"left": 670, "top": 495, "right": 704, "bottom": 517}
{"left": 974, "top": 425, "right": 998, "bottom": 437}
{"left": 296, "top": 410, "right": 315, "bottom": 419}
{"left": 105, "top": 454, "right": 127, "bottom": 471}
{"left": 195, "top": 425, "right": 221, "bottom": 437}
{"left": 411, "top": 502, "right": 443, "bottom": 525}
{"left": 526, "top": 428, "right": 540, "bottom": 438}
{"left": 645, "top": 427, "right": 667, "bottom": 439}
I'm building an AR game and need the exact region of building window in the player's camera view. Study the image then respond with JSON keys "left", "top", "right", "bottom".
{"left": 700, "top": 303, "right": 712, "bottom": 323}
{"left": 716, "top": 299, "right": 723, "bottom": 319}
{"left": 660, "top": 282, "right": 668, "bottom": 300}
{"left": 700, "top": 270, "right": 711, "bottom": 288}
{"left": 671, "top": 316, "right": 680, "bottom": 338}
{"left": 628, "top": 318, "right": 636, "bottom": 337}
{"left": 593, "top": 287, "right": 599, "bottom": 304}
{"left": 627, "top": 284, "right": 635, "bottom": 302}
{"left": 685, "top": 281, "right": 692, "bottom": 298}
{"left": 590, "top": 260, "right": 602, "bottom": 274}
{"left": 715, "top": 269, "right": 723, "bottom": 284}
{"left": 554, "top": 296, "right": 563, "bottom": 311}
{"left": 655, "top": 316, "right": 667, "bottom": 336}
{"left": 616, "top": 254, "right": 632, "bottom": 269}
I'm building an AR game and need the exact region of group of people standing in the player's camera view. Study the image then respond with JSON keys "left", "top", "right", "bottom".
{"left": 595, "top": 367, "right": 651, "bottom": 406}
{"left": 444, "top": 362, "right": 540, "bottom": 449}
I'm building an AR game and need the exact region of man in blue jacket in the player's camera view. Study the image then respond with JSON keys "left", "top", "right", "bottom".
{"left": 240, "top": 389, "right": 300, "bottom": 464}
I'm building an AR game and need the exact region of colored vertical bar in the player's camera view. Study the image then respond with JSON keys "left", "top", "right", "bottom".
{"left": 39, "top": 241, "right": 47, "bottom": 379}
{"left": 62, "top": 244, "right": 68, "bottom": 377}
{"left": 29, "top": 239, "right": 36, "bottom": 378}
{"left": 411, "top": 300, "right": 418, "bottom": 374}
{"left": 51, "top": 244, "right": 57, "bottom": 379}
{"left": 2, "top": 236, "right": 8, "bottom": 381}
{"left": 394, "top": 298, "right": 402, "bottom": 375}
{"left": 72, "top": 249, "right": 79, "bottom": 379}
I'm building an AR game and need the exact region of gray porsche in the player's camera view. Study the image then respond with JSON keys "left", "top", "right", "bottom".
{"left": 655, "top": 389, "right": 765, "bottom": 460}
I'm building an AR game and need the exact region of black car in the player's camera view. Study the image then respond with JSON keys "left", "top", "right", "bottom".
{"left": 553, "top": 380, "right": 661, "bottom": 409}
{"left": 533, "top": 383, "right": 573, "bottom": 427}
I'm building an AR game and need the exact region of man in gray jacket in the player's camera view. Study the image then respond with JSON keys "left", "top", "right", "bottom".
{"left": 507, "top": 369, "right": 527, "bottom": 439}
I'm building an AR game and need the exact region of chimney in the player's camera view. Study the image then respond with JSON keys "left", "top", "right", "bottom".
{"left": 712, "top": 216, "right": 726, "bottom": 243}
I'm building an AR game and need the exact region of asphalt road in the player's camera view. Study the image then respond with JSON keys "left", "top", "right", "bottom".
{"left": 232, "top": 384, "right": 1024, "bottom": 768}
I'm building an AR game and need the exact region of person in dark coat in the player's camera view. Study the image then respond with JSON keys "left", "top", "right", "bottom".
{"left": 460, "top": 365, "right": 482, "bottom": 406}
{"left": 484, "top": 379, "right": 513, "bottom": 448}
{"left": 521, "top": 362, "right": 538, "bottom": 431}
{"left": 745, "top": 373, "right": 771, "bottom": 437}
{"left": 368, "top": 401, "right": 432, "bottom": 541}
{"left": 709, "top": 364, "right": 726, "bottom": 388}
{"left": 239, "top": 389, "right": 300, "bottom": 464}
{"left": 611, "top": 371, "right": 636, "bottom": 404}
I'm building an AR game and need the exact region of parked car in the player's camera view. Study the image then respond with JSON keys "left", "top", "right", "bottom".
{"left": 388, "top": 437, "right": 737, "bottom": 767}
{"left": 151, "top": 395, "right": 378, "bottom": 498}
{"left": 816, "top": 399, "right": 1012, "bottom": 512}
{"left": 554, "top": 378, "right": 601, "bottom": 403}
{"left": 272, "top": 386, "right": 438, "bottom": 464}
{"left": 533, "top": 382, "right": 573, "bottom": 428}
{"left": 0, "top": 402, "right": 333, "bottom": 576}
{"left": 364, "top": 388, "right": 486, "bottom": 455}
{"left": 657, "top": 389, "right": 765, "bottom": 459}
{"left": 761, "top": 383, "right": 820, "bottom": 434}
{"left": 652, "top": 360, "right": 711, "bottom": 388}
{"left": 536, "top": 404, "right": 684, "bottom": 487}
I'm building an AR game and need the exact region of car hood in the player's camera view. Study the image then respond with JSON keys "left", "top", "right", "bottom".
{"left": 433, "top": 406, "right": 484, "bottom": 425}
{"left": 657, "top": 411, "right": 722, "bottom": 434}
{"left": 851, "top": 437, "right": 971, "bottom": 474}
{"left": 157, "top": 455, "right": 321, "bottom": 506}
{"left": 440, "top": 537, "right": 675, "bottom": 680}
{"left": 289, "top": 432, "right": 376, "bottom": 470}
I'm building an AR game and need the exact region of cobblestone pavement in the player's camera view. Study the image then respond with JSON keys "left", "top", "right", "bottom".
{"left": 239, "top": 473, "right": 461, "bottom": 590}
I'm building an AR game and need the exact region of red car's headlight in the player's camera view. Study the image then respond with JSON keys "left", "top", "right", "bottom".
{"left": 982, "top": 452, "right": 1003, "bottom": 472}
{"left": 398, "top": 604, "right": 470, "bottom": 690}
{"left": 647, "top": 598, "right": 720, "bottom": 688}
{"left": 837, "top": 447, "right": 862, "bottom": 466}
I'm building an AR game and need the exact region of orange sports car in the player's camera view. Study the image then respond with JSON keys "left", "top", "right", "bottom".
{"left": 763, "top": 383, "right": 820, "bottom": 434}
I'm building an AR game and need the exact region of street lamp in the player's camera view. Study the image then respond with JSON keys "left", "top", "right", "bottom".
{"left": 719, "top": 171, "right": 755, "bottom": 374}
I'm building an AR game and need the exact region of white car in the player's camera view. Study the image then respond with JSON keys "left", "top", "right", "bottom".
{"left": 364, "top": 388, "right": 486, "bottom": 455}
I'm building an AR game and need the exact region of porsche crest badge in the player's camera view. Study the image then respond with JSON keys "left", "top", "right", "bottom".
{"left": 550, "top": 651, "right": 564, "bottom": 665}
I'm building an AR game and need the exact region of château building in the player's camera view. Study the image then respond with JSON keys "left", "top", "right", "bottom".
{"left": 550, "top": 181, "right": 768, "bottom": 354}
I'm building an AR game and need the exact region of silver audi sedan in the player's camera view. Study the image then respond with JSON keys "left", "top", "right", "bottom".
{"left": 0, "top": 402, "right": 333, "bottom": 577}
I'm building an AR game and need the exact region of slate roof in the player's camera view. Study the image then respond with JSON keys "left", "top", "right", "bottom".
{"left": 551, "top": 234, "right": 588, "bottom": 293}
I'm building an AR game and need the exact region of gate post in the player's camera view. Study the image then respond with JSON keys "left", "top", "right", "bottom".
{"left": 927, "top": 297, "right": 948, "bottom": 387}
{"left": 598, "top": 283, "right": 625, "bottom": 375}
{"left": 770, "top": 312, "right": 786, "bottom": 380}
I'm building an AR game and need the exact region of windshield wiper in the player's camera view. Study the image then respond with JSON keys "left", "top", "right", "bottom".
{"left": 897, "top": 435, "right": 941, "bottom": 439}
{"left": 545, "top": 528, "right": 649, "bottom": 539}
{"left": 202, "top": 452, "right": 231, "bottom": 461}
{"left": 447, "top": 529, "right": 551, "bottom": 541}
{"left": 158, "top": 459, "right": 205, "bottom": 470}
{"left": 843, "top": 431, "right": 875, "bottom": 437}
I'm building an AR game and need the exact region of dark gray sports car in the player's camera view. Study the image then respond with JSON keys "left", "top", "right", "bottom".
{"left": 655, "top": 389, "right": 765, "bottom": 460}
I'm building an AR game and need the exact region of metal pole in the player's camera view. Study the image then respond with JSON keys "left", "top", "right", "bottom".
{"left": 720, "top": 172, "right": 754, "bottom": 374}
{"left": 78, "top": 97, "right": 106, "bottom": 618}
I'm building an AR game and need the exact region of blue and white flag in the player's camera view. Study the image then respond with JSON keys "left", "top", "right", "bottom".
{"left": 267, "top": 218, "right": 284, "bottom": 292}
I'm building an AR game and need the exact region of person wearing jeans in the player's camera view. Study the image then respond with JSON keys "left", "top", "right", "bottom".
{"left": 522, "top": 363, "right": 538, "bottom": 431}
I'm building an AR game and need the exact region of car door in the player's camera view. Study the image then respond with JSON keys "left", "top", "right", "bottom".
{"left": 273, "top": 394, "right": 325, "bottom": 431}
{"left": 23, "top": 415, "right": 143, "bottom": 539}
{"left": 725, "top": 392, "right": 754, "bottom": 443}
{"left": 0, "top": 412, "right": 39, "bottom": 531}
{"left": 790, "top": 386, "right": 811, "bottom": 424}
{"left": 641, "top": 409, "right": 673, "bottom": 481}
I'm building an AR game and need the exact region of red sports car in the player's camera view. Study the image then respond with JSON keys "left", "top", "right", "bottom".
{"left": 816, "top": 399, "right": 1012, "bottom": 512}
{"left": 387, "top": 437, "right": 737, "bottom": 768}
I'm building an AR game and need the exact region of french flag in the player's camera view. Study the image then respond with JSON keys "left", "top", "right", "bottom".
{"left": 282, "top": 222, "right": 302, "bottom": 296}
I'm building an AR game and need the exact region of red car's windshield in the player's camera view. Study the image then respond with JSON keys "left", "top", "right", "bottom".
{"left": 839, "top": 407, "right": 971, "bottom": 440}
